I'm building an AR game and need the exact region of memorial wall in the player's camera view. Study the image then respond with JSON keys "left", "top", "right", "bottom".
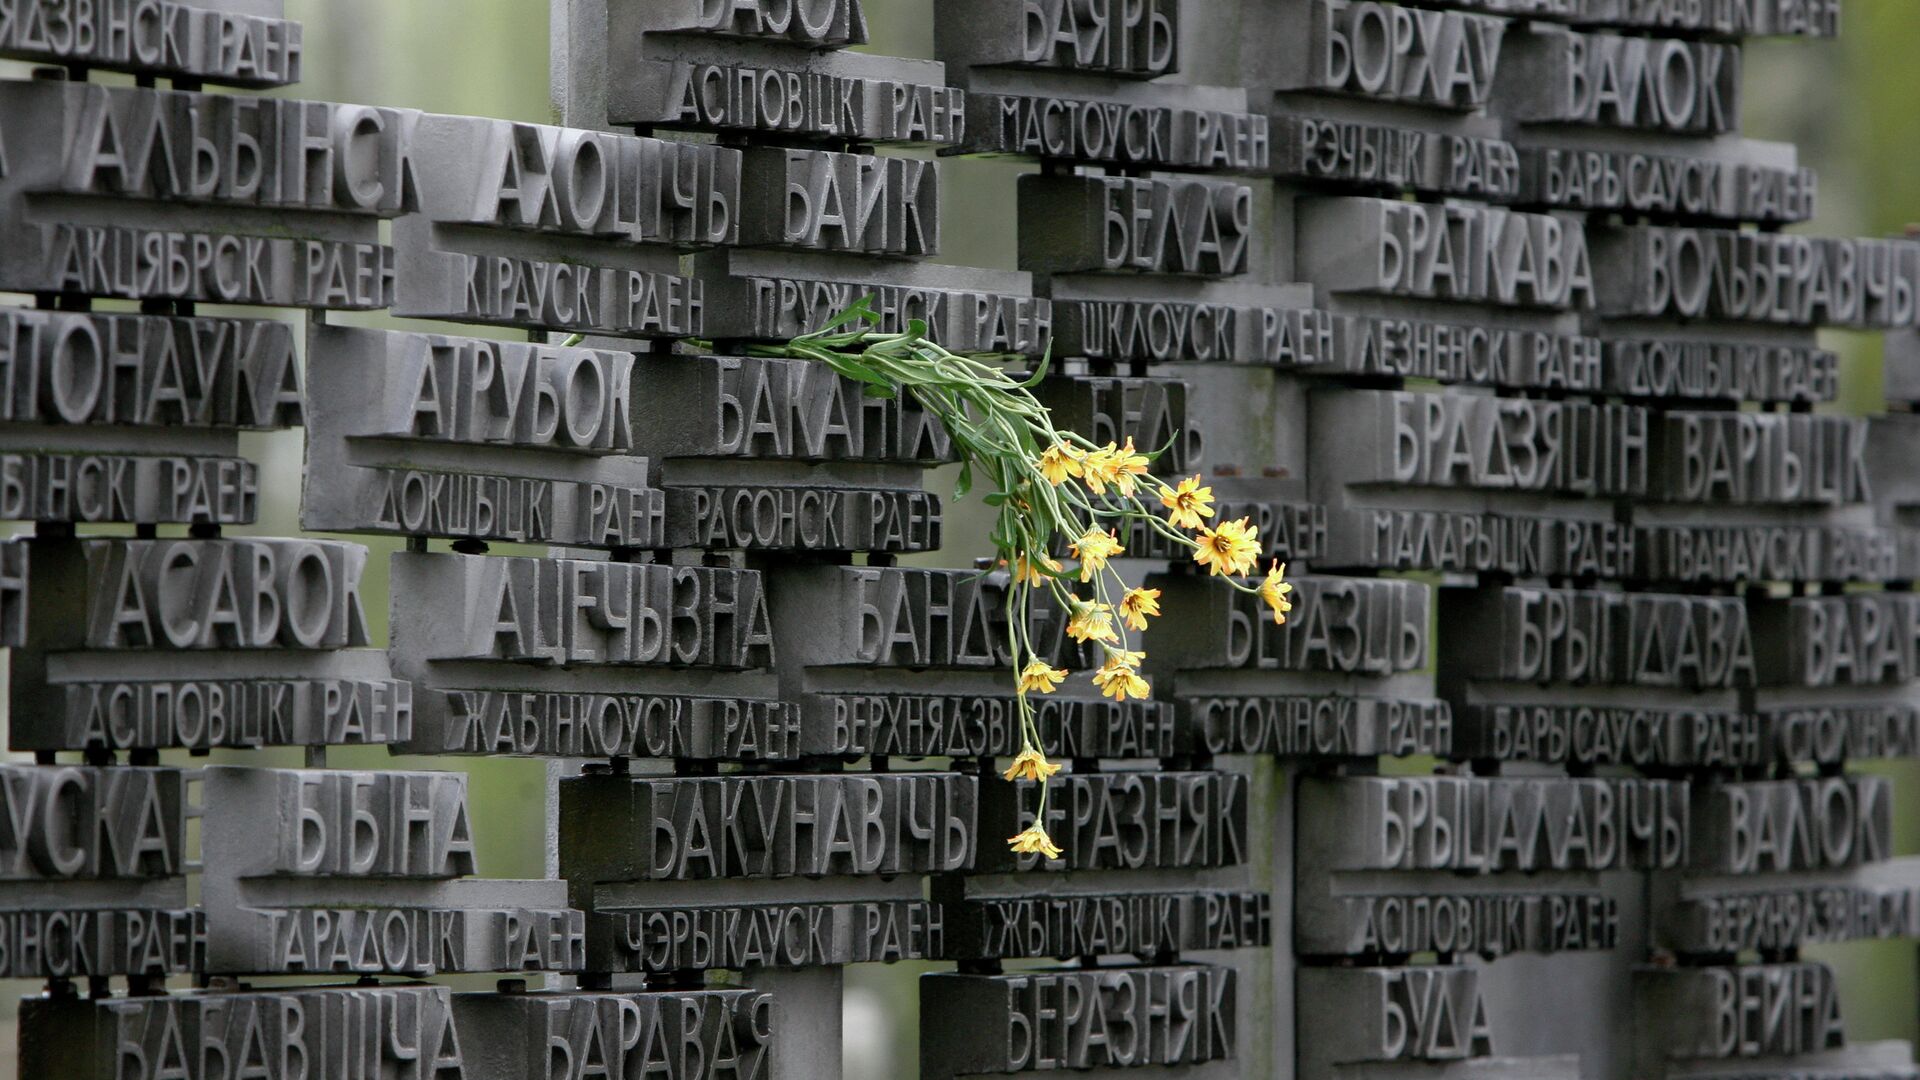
{"left": 0, "top": 0, "right": 1914, "bottom": 1078}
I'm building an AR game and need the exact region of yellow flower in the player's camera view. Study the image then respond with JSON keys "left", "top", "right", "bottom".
{"left": 1008, "top": 824, "right": 1064, "bottom": 859}
{"left": 1092, "top": 665, "right": 1152, "bottom": 702}
{"left": 1079, "top": 443, "right": 1119, "bottom": 495}
{"left": 1193, "top": 517, "right": 1262, "bottom": 577}
{"left": 1120, "top": 587, "right": 1161, "bottom": 632}
{"left": 1002, "top": 748, "right": 1062, "bottom": 782}
{"left": 1006, "top": 553, "right": 1061, "bottom": 586}
{"left": 1017, "top": 660, "right": 1068, "bottom": 694}
{"left": 1066, "top": 603, "right": 1118, "bottom": 644}
{"left": 1259, "top": 561, "right": 1294, "bottom": 626}
{"left": 1068, "top": 527, "right": 1123, "bottom": 581}
{"left": 1097, "top": 648, "right": 1145, "bottom": 675}
{"left": 1107, "top": 437, "right": 1152, "bottom": 496}
{"left": 1037, "top": 442, "right": 1083, "bottom": 485}
{"left": 1160, "top": 475, "right": 1216, "bottom": 530}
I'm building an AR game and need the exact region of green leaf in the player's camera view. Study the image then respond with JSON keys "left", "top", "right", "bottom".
{"left": 1017, "top": 341, "right": 1055, "bottom": 388}
{"left": 955, "top": 462, "right": 974, "bottom": 500}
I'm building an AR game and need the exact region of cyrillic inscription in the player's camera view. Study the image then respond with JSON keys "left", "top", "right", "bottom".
{"left": 920, "top": 966, "right": 1234, "bottom": 1078}
{"left": 20, "top": 985, "right": 468, "bottom": 1080}
{"left": 1018, "top": 174, "right": 1253, "bottom": 276}
{"left": 1606, "top": 338, "right": 1838, "bottom": 402}
{"left": 1750, "top": 594, "right": 1920, "bottom": 688}
{"left": 965, "top": 93, "right": 1269, "bottom": 171}
{"left": 1522, "top": 147, "right": 1815, "bottom": 224}
{"left": 1691, "top": 778, "right": 1892, "bottom": 874}
{"left": 636, "top": 62, "right": 964, "bottom": 144}
{"left": 1033, "top": 375, "right": 1193, "bottom": 474}
{"left": 254, "top": 904, "right": 585, "bottom": 976}
{"left": 636, "top": 354, "right": 953, "bottom": 465}
{"left": 453, "top": 989, "right": 774, "bottom": 1080}
{"left": 1300, "top": 197, "right": 1596, "bottom": 309}
{"left": 236, "top": 769, "right": 477, "bottom": 879}
{"left": 804, "top": 692, "right": 1173, "bottom": 758}
{"left": 1155, "top": 575, "right": 1430, "bottom": 673}
{"left": 939, "top": 891, "right": 1270, "bottom": 961}
{"left": 1274, "top": 116, "right": 1521, "bottom": 200}
{"left": 1654, "top": 413, "right": 1869, "bottom": 505}
{"left": 1339, "top": 508, "right": 1636, "bottom": 576}
{"left": 1303, "top": 890, "right": 1619, "bottom": 958}
{"left": 1319, "top": 390, "right": 1648, "bottom": 496}
{"left": 0, "top": 907, "right": 202, "bottom": 978}
{"left": 979, "top": 771, "right": 1248, "bottom": 872}
{"left": 0, "top": 765, "right": 183, "bottom": 880}
{"left": 648, "top": 0, "right": 868, "bottom": 45}
{"left": 1636, "top": 524, "right": 1898, "bottom": 584}
{"left": 37, "top": 675, "right": 412, "bottom": 752}
{"left": 1502, "top": 28, "right": 1738, "bottom": 133}
{"left": 558, "top": 772, "right": 977, "bottom": 880}
{"left": 740, "top": 147, "right": 937, "bottom": 256}
{"left": 0, "top": 310, "right": 301, "bottom": 429}
{"left": 422, "top": 689, "right": 798, "bottom": 760}
{"left": 1291, "top": 0, "right": 1506, "bottom": 110}
{"left": 708, "top": 273, "right": 1051, "bottom": 355}
{"left": 32, "top": 226, "right": 394, "bottom": 308}
{"left": 1187, "top": 694, "right": 1452, "bottom": 758}
{"left": 1296, "top": 966, "right": 1495, "bottom": 1063}
{"left": 395, "top": 554, "right": 775, "bottom": 670}
{"left": 0, "top": 1, "right": 302, "bottom": 84}
{"left": 936, "top": 0, "right": 1178, "bottom": 78}
{"left": 1636, "top": 964, "right": 1845, "bottom": 1061}
{"left": 665, "top": 485, "right": 940, "bottom": 552}
{"left": 73, "top": 538, "right": 370, "bottom": 650}
{"left": 1670, "top": 863, "right": 1920, "bottom": 953}
{"left": 1593, "top": 226, "right": 1920, "bottom": 327}
{"left": 1300, "top": 775, "right": 1691, "bottom": 872}
{"left": 0, "top": 453, "right": 257, "bottom": 525}
{"left": 1455, "top": 703, "right": 1761, "bottom": 767}
{"left": 589, "top": 901, "right": 939, "bottom": 971}
{"left": 1440, "top": 587, "right": 1755, "bottom": 689}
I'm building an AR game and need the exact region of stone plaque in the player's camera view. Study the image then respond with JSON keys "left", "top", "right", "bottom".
{"left": 197, "top": 766, "right": 583, "bottom": 977}
{"left": 920, "top": 965, "right": 1237, "bottom": 1077}
{"left": 0, "top": 0, "right": 302, "bottom": 84}
{"left": 302, "top": 324, "right": 663, "bottom": 549}
{"left": 452, "top": 988, "right": 777, "bottom": 1080}
{"left": 393, "top": 111, "right": 723, "bottom": 339}
{"left": 0, "top": 80, "right": 406, "bottom": 307}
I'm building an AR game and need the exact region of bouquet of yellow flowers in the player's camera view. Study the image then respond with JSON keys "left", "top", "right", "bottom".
{"left": 695, "top": 300, "right": 1292, "bottom": 859}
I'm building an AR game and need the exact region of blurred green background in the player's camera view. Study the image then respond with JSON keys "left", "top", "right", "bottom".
{"left": 2, "top": 2, "right": 1919, "bottom": 1077}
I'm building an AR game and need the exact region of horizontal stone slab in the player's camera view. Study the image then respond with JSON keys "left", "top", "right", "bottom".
{"left": 663, "top": 483, "right": 939, "bottom": 553}
{"left": 1311, "top": 389, "right": 1649, "bottom": 497}
{"left": 0, "top": 905, "right": 202, "bottom": 979}
{"left": 0, "top": 451, "right": 257, "bottom": 525}
{"left": 1451, "top": 699, "right": 1762, "bottom": 767}
{"left": 559, "top": 771, "right": 978, "bottom": 882}
{"left": 1749, "top": 593, "right": 1920, "bottom": 688}
{"left": 802, "top": 691, "right": 1174, "bottom": 758}
{"left": 933, "top": 0, "right": 1178, "bottom": 79}
{"left": 1439, "top": 586, "right": 1753, "bottom": 689}
{"left": 694, "top": 250, "right": 1050, "bottom": 356}
{"left": 976, "top": 770, "right": 1249, "bottom": 873}
{"left": 957, "top": 89, "right": 1270, "bottom": 171}
{"left": 1652, "top": 413, "right": 1869, "bottom": 506}
{"left": 1149, "top": 575, "right": 1431, "bottom": 675}
{"left": 1184, "top": 692, "right": 1453, "bottom": 758}
{"left": 0, "top": 765, "right": 185, "bottom": 882}
{"left": 739, "top": 146, "right": 938, "bottom": 257}
{"left": 402, "top": 687, "right": 796, "bottom": 761}
{"left": 1296, "top": 874, "right": 1618, "bottom": 958}
{"left": 1591, "top": 225, "right": 1920, "bottom": 328}
{"left": 20, "top": 984, "right": 467, "bottom": 1080}
{"left": 1690, "top": 777, "right": 1892, "bottom": 874}
{"left": 1298, "top": 775, "right": 1689, "bottom": 872}
{"left": 588, "top": 899, "right": 940, "bottom": 972}
{"left": 639, "top": 0, "right": 868, "bottom": 45}
{"left": 1299, "top": 197, "right": 1595, "bottom": 310}
{"left": 921, "top": 965, "right": 1235, "bottom": 1077}
{"left": 1257, "top": 0, "right": 1506, "bottom": 111}
{"left": 1603, "top": 336, "right": 1838, "bottom": 402}
{"left": 1018, "top": 173, "right": 1253, "bottom": 277}
{"left": 630, "top": 353, "right": 954, "bottom": 465}
{"left": 1632, "top": 521, "right": 1901, "bottom": 584}
{"left": 937, "top": 887, "right": 1270, "bottom": 961}
{"left": 0, "top": 309, "right": 302, "bottom": 430}
{"left": 0, "top": 0, "right": 302, "bottom": 84}
{"left": 1297, "top": 966, "right": 1495, "bottom": 1067}
{"left": 1517, "top": 143, "right": 1815, "bottom": 223}
{"left": 769, "top": 565, "right": 1085, "bottom": 671}
{"left": 1273, "top": 113, "right": 1521, "bottom": 200}
{"left": 1635, "top": 963, "right": 1845, "bottom": 1064}
{"left": 1661, "top": 857, "right": 1920, "bottom": 954}
{"left": 1496, "top": 24, "right": 1739, "bottom": 133}
{"left": 388, "top": 552, "right": 774, "bottom": 670}
{"left": 453, "top": 988, "right": 775, "bottom": 1080}
{"left": 199, "top": 766, "right": 475, "bottom": 881}
{"left": 1322, "top": 506, "right": 1636, "bottom": 576}
{"left": 212, "top": 897, "right": 584, "bottom": 977}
